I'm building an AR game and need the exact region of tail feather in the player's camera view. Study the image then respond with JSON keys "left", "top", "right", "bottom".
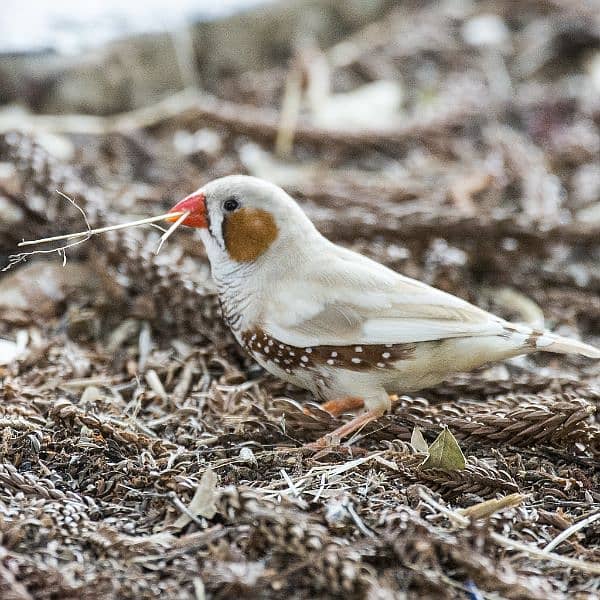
{"left": 535, "top": 331, "right": 600, "bottom": 359}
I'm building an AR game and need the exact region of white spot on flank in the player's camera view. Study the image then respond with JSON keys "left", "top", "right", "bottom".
{"left": 355, "top": 346, "right": 363, "bottom": 352}
{"left": 385, "top": 344, "right": 393, "bottom": 348}
{"left": 351, "top": 358, "right": 361, "bottom": 364}
{"left": 279, "top": 344, "right": 284, "bottom": 348}
{"left": 305, "top": 348, "right": 312, "bottom": 353}
{"left": 257, "top": 343, "right": 262, "bottom": 348}
{"left": 327, "top": 359, "right": 334, "bottom": 365}
{"left": 382, "top": 352, "right": 390, "bottom": 359}
{"left": 268, "top": 340, "right": 273, "bottom": 346}
{"left": 301, "top": 356, "right": 308, "bottom": 362}
{"left": 377, "top": 362, "right": 385, "bottom": 368}
{"left": 264, "top": 346, "right": 270, "bottom": 353}
{"left": 331, "top": 351, "right": 338, "bottom": 357}
{"left": 251, "top": 334, "right": 257, "bottom": 341}
{"left": 274, "top": 358, "right": 280, "bottom": 363}
{"left": 289, "top": 351, "right": 295, "bottom": 356}
{"left": 300, "top": 363, "right": 306, "bottom": 368}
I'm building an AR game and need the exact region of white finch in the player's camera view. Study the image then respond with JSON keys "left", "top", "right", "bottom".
{"left": 168, "top": 175, "right": 600, "bottom": 446}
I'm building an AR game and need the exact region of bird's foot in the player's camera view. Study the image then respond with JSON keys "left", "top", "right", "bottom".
{"left": 305, "top": 408, "right": 385, "bottom": 450}
{"left": 302, "top": 396, "right": 364, "bottom": 418}
{"left": 320, "top": 396, "right": 365, "bottom": 417}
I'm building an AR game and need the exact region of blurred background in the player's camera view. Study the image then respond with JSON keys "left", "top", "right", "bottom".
{"left": 1, "top": 0, "right": 599, "bottom": 338}
{"left": 0, "top": 1, "right": 599, "bottom": 599}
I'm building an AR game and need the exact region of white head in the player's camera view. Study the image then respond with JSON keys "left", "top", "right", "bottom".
{"left": 167, "top": 175, "right": 321, "bottom": 273}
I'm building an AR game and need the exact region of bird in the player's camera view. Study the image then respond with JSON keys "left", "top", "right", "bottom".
{"left": 167, "top": 175, "right": 600, "bottom": 447}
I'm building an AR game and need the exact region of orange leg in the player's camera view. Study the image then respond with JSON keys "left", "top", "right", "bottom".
{"left": 320, "top": 396, "right": 365, "bottom": 417}
{"left": 306, "top": 408, "right": 385, "bottom": 450}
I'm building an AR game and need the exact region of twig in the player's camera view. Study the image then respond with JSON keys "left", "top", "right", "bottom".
{"left": 490, "top": 530, "right": 600, "bottom": 575}
{"left": 346, "top": 501, "right": 376, "bottom": 538}
{"left": 542, "top": 512, "right": 600, "bottom": 553}
{"left": 0, "top": 88, "right": 497, "bottom": 149}
{"left": 56, "top": 189, "right": 92, "bottom": 232}
{"left": 275, "top": 66, "right": 303, "bottom": 157}
{"left": 145, "top": 370, "right": 168, "bottom": 400}
{"left": 2, "top": 190, "right": 93, "bottom": 272}
{"left": 280, "top": 468, "right": 302, "bottom": 498}
{"left": 17, "top": 211, "right": 185, "bottom": 246}
{"left": 418, "top": 489, "right": 600, "bottom": 575}
{"left": 459, "top": 493, "right": 528, "bottom": 520}
{"left": 170, "top": 27, "right": 201, "bottom": 91}
{"left": 130, "top": 527, "right": 227, "bottom": 564}
{"left": 3, "top": 234, "right": 88, "bottom": 272}
{"left": 155, "top": 210, "right": 190, "bottom": 255}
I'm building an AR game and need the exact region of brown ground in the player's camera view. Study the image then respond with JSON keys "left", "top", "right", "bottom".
{"left": 0, "top": 1, "right": 599, "bottom": 598}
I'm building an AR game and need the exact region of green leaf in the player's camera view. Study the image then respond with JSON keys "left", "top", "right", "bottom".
{"left": 410, "top": 426, "right": 429, "bottom": 454}
{"left": 420, "top": 427, "right": 466, "bottom": 471}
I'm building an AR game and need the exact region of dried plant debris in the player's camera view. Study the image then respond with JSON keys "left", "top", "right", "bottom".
{"left": 1, "top": 0, "right": 600, "bottom": 597}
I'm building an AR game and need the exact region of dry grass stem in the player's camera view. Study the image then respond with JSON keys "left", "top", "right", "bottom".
{"left": 155, "top": 210, "right": 190, "bottom": 255}
{"left": 17, "top": 211, "right": 186, "bottom": 246}
{"left": 459, "top": 493, "right": 528, "bottom": 520}
{"left": 543, "top": 512, "right": 600, "bottom": 553}
{"left": 419, "top": 489, "right": 600, "bottom": 575}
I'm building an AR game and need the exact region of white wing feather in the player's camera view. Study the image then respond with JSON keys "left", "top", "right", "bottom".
{"left": 262, "top": 244, "right": 507, "bottom": 348}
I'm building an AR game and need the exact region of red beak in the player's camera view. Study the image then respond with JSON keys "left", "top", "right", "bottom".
{"left": 166, "top": 192, "right": 207, "bottom": 228}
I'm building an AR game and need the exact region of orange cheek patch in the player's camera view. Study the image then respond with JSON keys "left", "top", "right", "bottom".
{"left": 223, "top": 208, "right": 278, "bottom": 262}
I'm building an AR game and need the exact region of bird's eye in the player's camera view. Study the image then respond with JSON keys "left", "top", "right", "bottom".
{"left": 223, "top": 197, "right": 240, "bottom": 212}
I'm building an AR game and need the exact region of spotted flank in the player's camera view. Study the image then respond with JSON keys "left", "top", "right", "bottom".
{"left": 241, "top": 328, "right": 416, "bottom": 374}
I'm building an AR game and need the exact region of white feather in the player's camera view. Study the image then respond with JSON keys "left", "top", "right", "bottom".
{"left": 261, "top": 240, "right": 506, "bottom": 347}
{"left": 194, "top": 175, "right": 598, "bottom": 365}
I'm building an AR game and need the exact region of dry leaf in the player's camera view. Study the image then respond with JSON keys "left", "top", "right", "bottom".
{"left": 410, "top": 426, "right": 429, "bottom": 454}
{"left": 173, "top": 468, "right": 218, "bottom": 528}
{"left": 421, "top": 427, "right": 466, "bottom": 471}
